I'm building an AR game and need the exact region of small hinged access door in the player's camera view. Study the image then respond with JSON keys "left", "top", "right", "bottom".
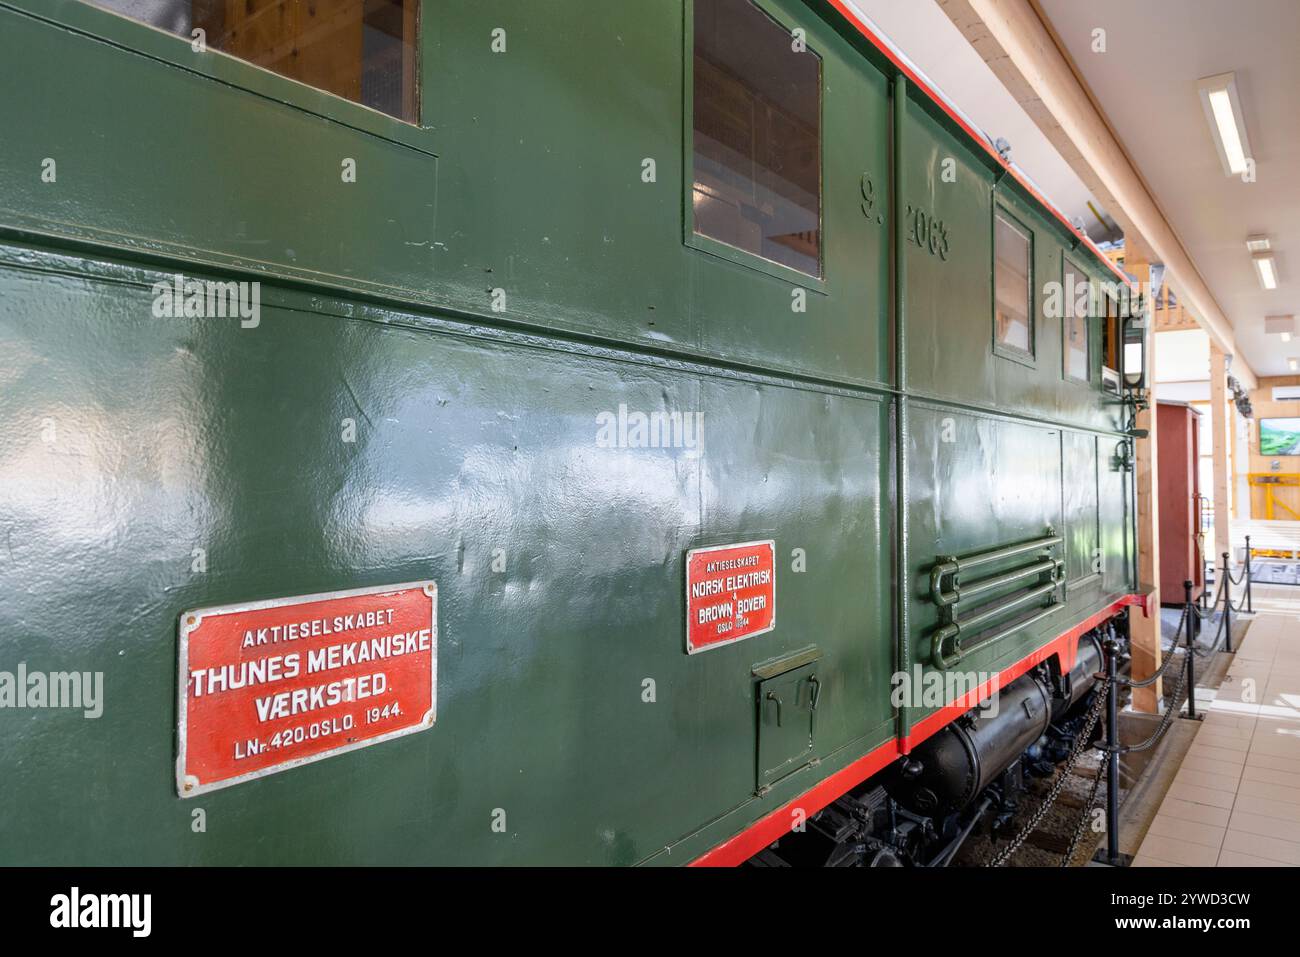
{"left": 755, "top": 659, "right": 821, "bottom": 792}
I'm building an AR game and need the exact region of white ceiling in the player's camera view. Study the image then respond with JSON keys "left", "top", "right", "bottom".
{"left": 1038, "top": 0, "right": 1300, "bottom": 379}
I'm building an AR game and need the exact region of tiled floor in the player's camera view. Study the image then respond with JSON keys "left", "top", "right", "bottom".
{"left": 1132, "top": 584, "right": 1300, "bottom": 867}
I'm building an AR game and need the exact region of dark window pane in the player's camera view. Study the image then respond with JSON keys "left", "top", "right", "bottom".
{"left": 693, "top": 0, "right": 821, "bottom": 278}
{"left": 1103, "top": 294, "right": 1119, "bottom": 370}
{"left": 88, "top": 0, "right": 418, "bottom": 123}
{"left": 1101, "top": 293, "right": 1121, "bottom": 393}
{"left": 1063, "top": 260, "right": 1089, "bottom": 381}
{"left": 994, "top": 214, "right": 1032, "bottom": 355}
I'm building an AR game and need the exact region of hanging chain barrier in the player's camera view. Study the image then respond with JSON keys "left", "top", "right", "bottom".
{"left": 989, "top": 553, "right": 1249, "bottom": 867}
{"left": 1111, "top": 648, "right": 1194, "bottom": 755}
{"left": 986, "top": 667, "right": 1112, "bottom": 868}
{"left": 1061, "top": 721, "right": 1110, "bottom": 867}
{"left": 1113, "top": 605, "right": 1186, "bottom": 688}
{"left": 1108, "top": 572, "right": 1238, "bottom": 769}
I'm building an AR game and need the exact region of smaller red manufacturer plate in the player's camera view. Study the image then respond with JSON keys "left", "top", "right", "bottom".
{"left": 177, "top": 581, "right": 436, "bottom": 797}
{"left": 685, "top": 540, "right": 776, "bottom": 654}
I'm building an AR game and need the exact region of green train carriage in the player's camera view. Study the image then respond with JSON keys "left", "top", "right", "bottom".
{"left": 0, "top": 0, "right": 1144, "bottom": 866}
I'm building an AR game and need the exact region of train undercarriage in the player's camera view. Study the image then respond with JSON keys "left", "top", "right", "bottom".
{"left": 749, "top": 623, "right": 1125, "bottom": 867}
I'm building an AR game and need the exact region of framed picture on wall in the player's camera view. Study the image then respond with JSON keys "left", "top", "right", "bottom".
{"left": 1259, "top": 417, "right": 1300, "bottom": 456}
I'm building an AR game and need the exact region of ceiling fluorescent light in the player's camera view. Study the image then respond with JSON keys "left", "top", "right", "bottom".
{"left": 1254, "top": 253, "right": 1279, "bottom": 290}
{"left": 1198, "top": 73, "right": 1253, "bottom": 176}
{"left": 1247, "top": 235, "right": 1271, "bottom": 253}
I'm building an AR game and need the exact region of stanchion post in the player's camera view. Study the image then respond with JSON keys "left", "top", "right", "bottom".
{"left": 1222, "top": 551, "right": 1233, "bottom": 653}
{"left": 1245, "top": 535, "right": 1253, "bottom": 614}
{"left": 1192, "top": 574, "right": 1201, "bottom": 642}
{"left": 1183, "top": 580, "right": 1199, "bottom": 722}
{"left": 1104, "top": 636, "right": 1121, "bottom": 865}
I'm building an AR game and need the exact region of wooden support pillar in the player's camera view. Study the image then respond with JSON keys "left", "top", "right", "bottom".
{"left": 1211, "top": 345, "right": 1232, "bottom": 569}
{"left": 1128, "top": 255, "right": 1161, "bottom": 713}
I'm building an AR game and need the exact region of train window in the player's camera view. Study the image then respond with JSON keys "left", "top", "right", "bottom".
{"left": 993, "top": 212, "right": 1034, "bottom": 361}
{"left": 691, "top": 0, "right": 823, "bottom": 279}
{"left": 1101, "top": 293, "right": 1121, "bottom": 394}
{"left": 1062, "top": 258, "right": 1090, "bottom": 382}
{"left": 85, "top": 0, "right": 419, "bottom": 123}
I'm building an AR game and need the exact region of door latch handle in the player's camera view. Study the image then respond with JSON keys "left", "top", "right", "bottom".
{"left": 808, "top": 674, "right": 821, "bottom": 711}
{"left": 766, "top": 691, "right": 784, "bottom": 726}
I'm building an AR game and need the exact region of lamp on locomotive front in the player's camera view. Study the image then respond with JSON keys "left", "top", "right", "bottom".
{"left": 1121, "top": 294, "right": 1149, "bottom": 392}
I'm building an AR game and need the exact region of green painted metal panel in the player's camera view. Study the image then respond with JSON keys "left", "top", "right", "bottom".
{"left": 901, "top": 403, "right": 1130, "bottom": 725}
{"left": 0, "top": 2, "right": 441, "bottom": 301}
{"left": 900, "top": 101, "right": 997, "bottom": 409}
{"left": 1063, "top": 430, "right": 1102, "bottom": 593}
{"left": 0, "top": 0, "right": 890, "bottom": 390}
{"left": 899, "top": 95, "right": 1121, "bottom": 436}
{"left": 0, "top": 240, "right": 894, "bottom": 863}
{"left": 1100, "top": 435, "right": 1137, "bottom": 596}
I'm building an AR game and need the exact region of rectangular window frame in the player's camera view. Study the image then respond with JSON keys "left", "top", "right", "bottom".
{"left": 26, "top": 0, "right": 430, "bottom": 154}
{"left": 682, "top": 0, "right": 827, "bottom": 292}
{"left": 1101, "top": 290, "right": 1122, "bottom": 395}
{"left": 1062, "top": 253, "right": 1093, "bottom": 385}
{"left": 991, "top": 203, "right": 1036, "bottom": 367}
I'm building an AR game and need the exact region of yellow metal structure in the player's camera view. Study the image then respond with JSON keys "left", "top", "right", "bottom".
{"left": 1248, "top": 473, "right": 1300, "bottom": 522}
